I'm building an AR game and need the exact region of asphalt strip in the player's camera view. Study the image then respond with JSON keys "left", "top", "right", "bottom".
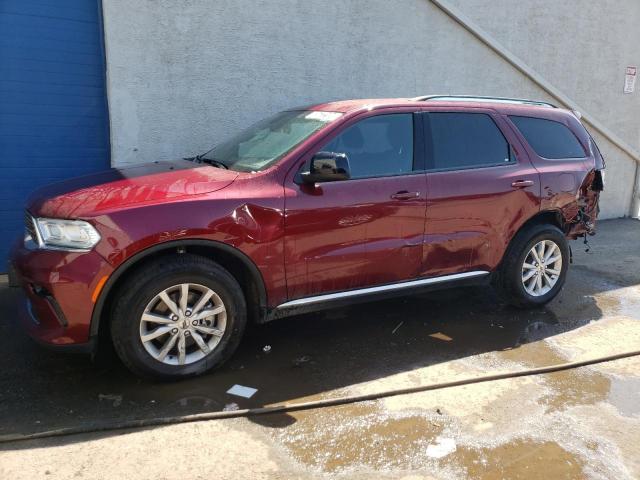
{"left": 1, "top": 348, "right": 639, "bottom": 444}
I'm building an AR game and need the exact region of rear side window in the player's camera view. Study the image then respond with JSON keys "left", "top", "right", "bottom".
{"left": 425, "top": 113, "right": 513, "bottom": 170}
{"left": 509, "top": 116, "right": 586, "bottom": 159}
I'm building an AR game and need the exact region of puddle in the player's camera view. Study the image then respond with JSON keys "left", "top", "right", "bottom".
{"left": 454, "top": 440, "right": 585, "bottom": 479}
{"left": 587, "top": 285, "right": 640, "bottom": 320}
{"left": 593, "top": 294, "right": 623, "bottom": 314}
{"left": 499, "top": 341, "right": 610, "bottom": 412}
{"left": 605, "top": 286, "right": 640, "bottom": 319}
{"left": 541, "top": 370, "right": 610, "bottom": 413}
{"left": 274, "top": 402, "right": 443, "bottom": 472}
{"left": 608, "top": 377, "right": 640, "bottom": 417}
{"left": 0, "top": 260, "right": 631, "bottom": 440}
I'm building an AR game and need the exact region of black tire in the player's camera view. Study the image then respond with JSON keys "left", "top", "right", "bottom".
{"left": 110, "top": 254, "right": 246, "bottom": 380}
{"left": 495, "top": 223, "right": 570, "bottom": 309}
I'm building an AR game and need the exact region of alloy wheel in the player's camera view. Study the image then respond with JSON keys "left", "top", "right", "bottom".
{"left": 521, "top": 239, "right": 563, "bottom": 297}
{"left": 139, "top": 283, "right": 227, "bottom": 365}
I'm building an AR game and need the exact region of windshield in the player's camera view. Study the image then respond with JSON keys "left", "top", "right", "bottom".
{"left": 201, "top": 110, "right": 343, "bottom": 172}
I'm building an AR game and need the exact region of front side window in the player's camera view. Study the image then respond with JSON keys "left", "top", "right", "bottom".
{"left": 202, "top": 110, "right": 342, "bottom": 172}
{"left": 320, "top": 114, "right": 414, "bottom": 179}
{"left": 509, "top": 115, "right": 586, "bottom": 159}
{"left": 426, "top": 112, "right": 513, "bottom": 170}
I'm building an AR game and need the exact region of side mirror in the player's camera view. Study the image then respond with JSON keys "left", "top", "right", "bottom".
{"left": 299, "top": 152, "right": 351, "bottom": 184}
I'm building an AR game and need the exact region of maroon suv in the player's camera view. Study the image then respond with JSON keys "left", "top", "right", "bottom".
{"left": 10, "top": 95, "right": 604, "bottom": 379}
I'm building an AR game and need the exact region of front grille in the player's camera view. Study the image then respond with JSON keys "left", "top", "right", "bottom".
{"left": 25, "top": 212, "right": 38, "bottom": 243}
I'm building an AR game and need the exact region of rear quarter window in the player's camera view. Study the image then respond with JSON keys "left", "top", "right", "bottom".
{"left": 509, "top": 116, "right": 586, "bottom": 159}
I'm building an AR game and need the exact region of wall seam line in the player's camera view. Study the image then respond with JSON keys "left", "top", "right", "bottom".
{"left": 429, "top": 0, "right": 640, "bottom": 172}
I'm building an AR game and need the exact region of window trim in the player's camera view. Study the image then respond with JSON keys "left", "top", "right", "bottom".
{"left": 425, "top": 144, "right": 519, "bottom": 174}
{"left": 422, "top": 111, "right": 518, "bottom": 173}
{"left": 422, "top": 157, "right": 519, "bottom": 174}
{"left": 322, "top": 169, "right": 428, "bottom": 182}
{"left": 508, "top": 115, "right": 587, "bottom": 161}
{"left": 312, "top": 112, "right": 422, "bottom": 182}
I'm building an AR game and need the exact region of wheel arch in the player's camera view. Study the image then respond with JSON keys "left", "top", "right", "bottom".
{"left": 498, "top": 209, "right": 567, "bottom": 272}
{"left": 518, "top": 209, "right": 566, "bottom": 233}
{"left": 90, "top": 239, "right": 268, "bottom": 341}
{"left": 494, "top": 210, "right": 571, "bottom": 307}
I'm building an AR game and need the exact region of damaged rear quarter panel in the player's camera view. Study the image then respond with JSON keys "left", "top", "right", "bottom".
{"left": 566, "top": 169, "right": 601, "bottom": 238}
{"left": 538, "top": 162, "right": 600, "bottom": 238}
{"left": 505, "top": 110, "right": 601, "bottom": 238}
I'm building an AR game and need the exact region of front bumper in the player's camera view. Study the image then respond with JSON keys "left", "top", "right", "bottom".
{"left": 16, "top": 293, "right": 96, "bottom": 353}
{"left": 10, "top": 239, "right": 114, "bottom": 351}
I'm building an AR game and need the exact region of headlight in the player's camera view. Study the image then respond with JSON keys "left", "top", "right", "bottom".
{"left": 34, "top": 218, "right": 101, "bottom": 251}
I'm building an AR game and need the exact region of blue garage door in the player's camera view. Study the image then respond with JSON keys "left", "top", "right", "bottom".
{"left": 0, "top": 0, "right": 110, "bottom": 271}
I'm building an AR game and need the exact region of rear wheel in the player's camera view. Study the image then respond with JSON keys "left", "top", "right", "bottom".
{"left": 496, "top": 224, "right": 569, "bottom": 308}
{"left": 520, "top": 239, "right": 563, "bottom": 297}
{"left": 110, "top": 254, "right": 246, "bottom": 380}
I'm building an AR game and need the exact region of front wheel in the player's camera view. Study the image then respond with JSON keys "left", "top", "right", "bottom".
{"left": 496, "top": 224, "right": 570, "bottom": 308}
{"left": 110, "top": 254, "right": 246, "bottom": 380}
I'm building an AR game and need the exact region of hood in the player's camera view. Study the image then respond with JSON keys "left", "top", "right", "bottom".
{"left": 27, "top": 160, "right": 238, "bottom": 218}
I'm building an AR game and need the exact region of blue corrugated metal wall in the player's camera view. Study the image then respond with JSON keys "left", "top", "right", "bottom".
{"left": 0, "top": 0, "right": 110, "bottom": 270}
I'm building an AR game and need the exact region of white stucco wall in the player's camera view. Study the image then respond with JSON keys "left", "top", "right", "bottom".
{"left": 102, "top": 0, "right": 640, "bottom": 218}
{"left": 446, "top": 0, "right": 640, "bottom": 218}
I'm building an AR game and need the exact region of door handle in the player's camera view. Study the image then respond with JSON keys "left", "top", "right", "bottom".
{"left": 511, "top": 180, "right": 534, "bottom": 188}
{"left": 391, "top": 191, "right": 420, "bottom": 200}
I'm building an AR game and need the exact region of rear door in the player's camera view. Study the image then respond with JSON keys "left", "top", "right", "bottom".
{"left": 420, "top": 108, "right": 540, "bottom": 276}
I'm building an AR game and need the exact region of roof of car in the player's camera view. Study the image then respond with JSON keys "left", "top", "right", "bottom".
{"left": 306, "top": 96, "right": 574, "bottom": 118}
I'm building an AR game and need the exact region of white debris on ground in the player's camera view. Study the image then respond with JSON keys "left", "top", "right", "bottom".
{"left": 223, "top": 403, "right": 240, "bottom": 412}
{"left": 226, "top": 384, "right": 258, "bottom": 399}
{"left": 425, "top": 436, "right": 457, "bottom": 458}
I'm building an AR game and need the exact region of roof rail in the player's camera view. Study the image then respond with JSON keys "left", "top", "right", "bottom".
{"left": 412, "top": 95, "right": 557, "bottom": 108}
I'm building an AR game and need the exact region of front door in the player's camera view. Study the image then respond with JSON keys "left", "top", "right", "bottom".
{"left": 283, "top": 112, "right": 427, "bottom": 300}
{"left": 420, "top": 109, "right": 540, "bottom": 276}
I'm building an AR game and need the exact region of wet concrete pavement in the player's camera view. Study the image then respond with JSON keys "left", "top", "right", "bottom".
{"left": 0, "top": 218, "right": 639, "bottom": 479}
